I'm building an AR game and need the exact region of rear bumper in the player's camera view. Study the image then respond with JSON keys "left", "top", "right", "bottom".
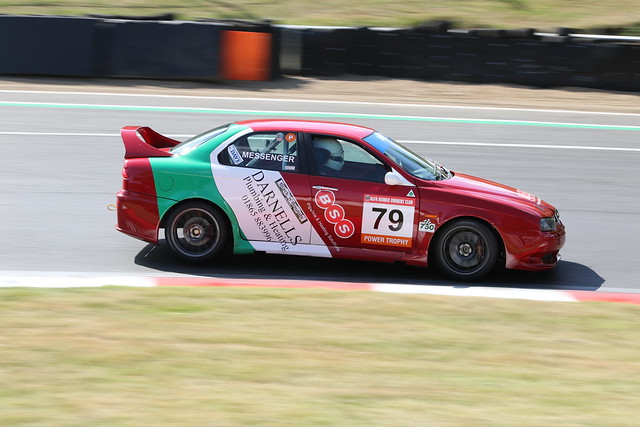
{"left": 116, "top": 190, "right": 160, "bottom": 244}
{"left": 503, "top": 223, "right": 566, "bottom": 271}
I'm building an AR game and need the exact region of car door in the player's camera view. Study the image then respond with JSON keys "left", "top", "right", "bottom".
{"left": 305, "top": 133, "right": 420, "bottom": 253}
{"left": 213, "top": 130, "right": 313, "bottom": 251}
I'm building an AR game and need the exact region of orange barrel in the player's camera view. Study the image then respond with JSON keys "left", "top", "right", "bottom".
{"left": 221, "top": 30, "right": 272, "bottom": 81}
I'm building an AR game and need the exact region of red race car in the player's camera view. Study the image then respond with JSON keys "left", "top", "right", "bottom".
{"left": 116, "top": 119, "right": 565, "bottom": 281}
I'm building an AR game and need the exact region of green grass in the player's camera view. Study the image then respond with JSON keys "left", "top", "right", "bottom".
{"left": 1, "top": 0, "right": 640, "bottom": 33}
{"left": 1, "top": 286, "right": 639, "bottom": 426}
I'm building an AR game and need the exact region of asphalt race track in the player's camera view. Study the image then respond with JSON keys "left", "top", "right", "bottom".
{"left": 1, "top": 83, "right": 639, "bottom": 293}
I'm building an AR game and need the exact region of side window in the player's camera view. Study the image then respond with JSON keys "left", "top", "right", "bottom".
{"left": 311, "top": 135, "right": 389, "bottom": 182}
{"left": 218, "top": 131, "right": 299, "bottom": 172}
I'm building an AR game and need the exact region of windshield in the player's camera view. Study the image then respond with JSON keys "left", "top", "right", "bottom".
{"left": 170, "top": 124, "right": 230, "bottom": 155}
{"left": 363, "top": 132, "right": 451, "bottom": 181}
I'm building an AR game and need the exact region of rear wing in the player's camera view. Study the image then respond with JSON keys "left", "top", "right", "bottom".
{"left": 121, "top": 126, "right": 180, "bottom": 159}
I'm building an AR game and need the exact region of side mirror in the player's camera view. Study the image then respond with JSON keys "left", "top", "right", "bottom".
{"left": 385, "top": 171, "right": 408, "bottom": 186}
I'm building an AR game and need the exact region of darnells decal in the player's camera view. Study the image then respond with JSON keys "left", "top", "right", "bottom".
{"left": 241, "top": 170, "right": 305, "bottom": 251}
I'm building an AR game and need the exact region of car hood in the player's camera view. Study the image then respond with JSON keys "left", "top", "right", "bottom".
{"left": 437, "top": 172, "right": 556, "bottom": 217}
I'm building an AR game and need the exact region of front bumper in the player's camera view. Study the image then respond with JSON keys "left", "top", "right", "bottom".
{"left": 503, "top": 222, "right": 566, "bottom": 271}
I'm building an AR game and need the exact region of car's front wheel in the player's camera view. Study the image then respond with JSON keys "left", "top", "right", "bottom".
{"left": 165, "top": 202, "right": 228, "bottom": 262}
{"left": 434, "top": 219, "right": 498, "bottom": 281}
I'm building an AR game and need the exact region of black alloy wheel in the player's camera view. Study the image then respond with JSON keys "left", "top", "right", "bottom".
{"left": 434, "top": 219, "right": 498, "bottom": 281}
{"left": 165, "top": 202, "right": 228, "bottom": 262}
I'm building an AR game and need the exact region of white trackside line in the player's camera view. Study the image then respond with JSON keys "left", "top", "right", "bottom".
{"left": 3, "top": 101, "right": 640, "bottom": 130}
{"left": 398, "top": 140, "right": 640, "bottom": 152}
{"left": 1, "top": 89, "right": 639, "bottom": 117}
{"left": 0, "top": 131, "right": 192, "bottom": 138}
{"left": 372, "top": 283, "right": 579, "bottom": 302}
{"left": 0, "top": 132, "right": 116, "bottom": 137}
{"left": 0, "top": 275, "right": 155, "bottom": 288}
{"left": 0, "top": 273, "right": 579, "bottom": 303}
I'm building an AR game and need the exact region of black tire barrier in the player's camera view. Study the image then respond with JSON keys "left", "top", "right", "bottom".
{"left": 504, "top": 28, "right": 537, "bottom": 39}
{"left": 0, "top": 14, "right": 637, "bottom": 90}
{"left": 298, "top": 27, "right": 640, "bottom": 91}
{"left": 412, "top": 20, "right": 451, "bottom": 33}
{"left": 556, "top": 27, "right": 580, "bottom": 37}
{"left": 0, "top": 16, "right": 97, "bottom": 76}
{"left": 468, "top": 29, "right": 506, "bottom": 38}
{"left": 86, "top": 13, "right": 174, "bottom": 21}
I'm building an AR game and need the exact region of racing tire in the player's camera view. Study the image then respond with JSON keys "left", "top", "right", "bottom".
{"left": 165, "top": 202, "right": 228, "bottom": 262}
{"left": 434, "top": 219, "right": 498, "bottom": 281}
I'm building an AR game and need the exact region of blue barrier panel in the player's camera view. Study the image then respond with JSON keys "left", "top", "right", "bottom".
{"left": 0, "top": 16, "right": 96, "bottom": 76}
{"left": 109, "top": 21, "right": 221, "bottom": 80}
{"left": 92, "top": 20, "right": 117, "bottom": 77}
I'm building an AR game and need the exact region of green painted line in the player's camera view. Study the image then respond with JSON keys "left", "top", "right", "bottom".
{"left": 2, "top": 101, "right": 639, "bottom": 131}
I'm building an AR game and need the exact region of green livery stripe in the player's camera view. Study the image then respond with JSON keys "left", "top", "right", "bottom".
{"left": 149, "top": 125, "right": 255, "bottom": 255}
{"left": 2, "top": 102, "right": 639, "bottom": 131}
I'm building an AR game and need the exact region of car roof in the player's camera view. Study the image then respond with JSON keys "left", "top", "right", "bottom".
{"left": 234, "top": 119, "right": 375, "bottom": 139}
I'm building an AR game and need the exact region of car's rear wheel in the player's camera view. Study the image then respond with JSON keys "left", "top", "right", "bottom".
{"left": 434, "top": 219, "right": 498, "bottom": 281}
{"left": 165, "top": 202, "right": 228, "bottom": 262}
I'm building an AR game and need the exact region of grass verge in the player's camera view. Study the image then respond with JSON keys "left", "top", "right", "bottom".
{"left": 1, "top": 0, "right": 640, "bottom": 33}
{"left": 1, "top": 286, "right": 639, "bottom": 426}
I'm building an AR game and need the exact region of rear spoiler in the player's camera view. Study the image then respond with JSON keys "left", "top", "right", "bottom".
{"left": 121, "top": 126, "right": 180, "bottom": 159}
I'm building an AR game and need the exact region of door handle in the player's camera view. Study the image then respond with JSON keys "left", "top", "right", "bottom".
{"left": 313, "top": 185, "right": 338, "bottom": 192}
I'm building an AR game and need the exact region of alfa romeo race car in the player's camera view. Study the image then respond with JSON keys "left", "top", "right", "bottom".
{"left": 116, "top": 119, "right": 565, "bottom": 281}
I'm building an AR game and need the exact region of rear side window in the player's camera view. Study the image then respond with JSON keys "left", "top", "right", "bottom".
{"left": 171, "top": 125, "right": 230, "bottom": 155}
{"left": 218, "top": 131, "right": 300, "bottom": 173}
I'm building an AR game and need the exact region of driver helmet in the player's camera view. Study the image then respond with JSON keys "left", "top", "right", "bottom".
{"left": 314, "top": 138, "right": 344, "bottom": 171}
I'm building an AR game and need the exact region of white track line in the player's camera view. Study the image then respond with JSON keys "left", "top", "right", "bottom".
{"left": 398, "top": 140, "right": 640, "bottom": 152}
{"left": 1, "top": 104, "right": 639, "bottom": 130}
{"left": 1, "top": 89, "right": 639, "bottom": 117}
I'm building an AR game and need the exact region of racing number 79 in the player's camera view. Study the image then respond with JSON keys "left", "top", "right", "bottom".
{"left": 372, "top": 207, "right": 404, "bottom": 231}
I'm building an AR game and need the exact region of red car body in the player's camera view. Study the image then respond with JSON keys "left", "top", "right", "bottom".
{"left": 116, "top": 119, "right": 565, "bottom": 281}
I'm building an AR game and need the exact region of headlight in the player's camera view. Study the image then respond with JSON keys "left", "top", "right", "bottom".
{"left": 540, "top": 216, "right": 557, "bottom": 232}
